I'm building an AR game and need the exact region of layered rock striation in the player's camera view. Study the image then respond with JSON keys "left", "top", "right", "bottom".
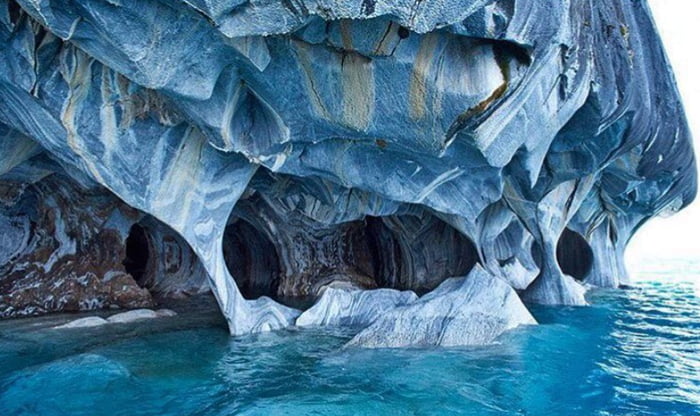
{"left": 0, "top": 0, "right": 696, "bottom": 342}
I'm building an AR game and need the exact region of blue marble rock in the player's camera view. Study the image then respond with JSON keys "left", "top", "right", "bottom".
{"left": 0, "top": 0, "right": 696, "bottom": 341}
{"left": 296, "top": 286, "right": 418, "bottom": 327}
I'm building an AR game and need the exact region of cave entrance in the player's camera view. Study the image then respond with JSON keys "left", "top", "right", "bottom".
{"left": 221, "top": 207, "right": 480, "bottom": 306}
{"left": 556, "top": 228, "right": 594, "bottom": 281}
{"left": 123, "top": 224, "right": 150, "bottom": 287}
{"left": 362, "top": 214, "right": 480, "bottom": 294}
{"left": 223, "top": 218, "right": 281, "bottom": 300}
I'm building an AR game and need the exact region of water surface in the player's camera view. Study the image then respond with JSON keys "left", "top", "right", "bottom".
{"left": 1, "top": 265, "right": 698, "bottom": 415}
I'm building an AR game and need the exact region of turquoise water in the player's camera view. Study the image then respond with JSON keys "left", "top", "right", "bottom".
{"left": 1, "top": 273, "right": 699, "bottom": 415}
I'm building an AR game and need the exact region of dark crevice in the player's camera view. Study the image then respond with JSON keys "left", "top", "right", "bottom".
{"left": 223, "top": 219, "right": 281, "bottom": 301}
{"left": 360, "top": 0, "right": 375, "bottom": 15}
{"left": 363, "top": 214, "right": 480, "bottom": 294}
{"left": 221, "top": 207, "right": 482, "bottom": 307}
{"left": 8, "top": 1, "right": 21, "bottom": 24}
{"left": 491, "top": 39, "right": 532, "bottom": 67}
{"left": 556, "top": 228, "right": 594, "bottom": 281}
{"left": 123, "top": 224, "right": 150, "bottom": 287}
{"left": 363, "top": 216, "right": 403, "bottom": 286}
{"left": 609, "top": 221, "right": 618, "bottom": 245}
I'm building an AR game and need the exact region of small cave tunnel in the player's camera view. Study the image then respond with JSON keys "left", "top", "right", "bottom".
{"left": 123, "top": 223, "right": 151, "bottom": 287}
{"left": 223, "top": 219, "right": 281, "bottom": 300}
{"left": 556, "top": 228, "right": 594, "bottom": 281}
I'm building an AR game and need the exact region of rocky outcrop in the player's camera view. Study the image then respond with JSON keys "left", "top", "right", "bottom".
{"left": 347, "top": 266, "right": 536, "bottom": 348}
{"left": 0, "top": 0, "right": 696, "bottom": 339}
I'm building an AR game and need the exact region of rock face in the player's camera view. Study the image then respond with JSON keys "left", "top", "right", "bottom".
{"left": 0, "top": 173, "right": 156, "bottom": 317}
{"left": 0, "top": 169, "right": 209, "bottom": 317}
{"left": 347, "top": 266, "right": 536, "bottom": 348}
{"left": 0, "top": 0, "right": 696, "bottom": 338}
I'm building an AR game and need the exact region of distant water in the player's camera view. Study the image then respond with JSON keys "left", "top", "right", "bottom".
{"left": 1, "top": 261, "right": 699, "bottom": 416}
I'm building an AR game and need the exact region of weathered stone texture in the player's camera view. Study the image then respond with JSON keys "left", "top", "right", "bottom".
{"left": 0, "top": 1, "right": 695, "bottom": 339}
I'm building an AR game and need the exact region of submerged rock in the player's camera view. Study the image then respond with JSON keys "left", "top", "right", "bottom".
{"left": 55, "top": 308, "right": 179, "bottom": 329}
{"left": 54, "top": 316, "right": 108, "bottom": 329}
{"left": 347, "top": 267, "right": 536, "bottom": 348}
{"left": 107, "top": 309, "right": 157, "bottom": 324}
{"left": 155, "top": 309, "right": 178, "bottom": 318}
{"left": 296, "top": 287, "right": 418, "bottom": 328}
{"left": 107, "top": 308, "right": 181, "bottom": 323}
{"left": 0, "top": 0, "right": 696, "bottom": 336}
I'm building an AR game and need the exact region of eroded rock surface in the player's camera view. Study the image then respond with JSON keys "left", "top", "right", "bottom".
{"left": 0, "top": 170, "right": 209, "bottom": 318}
{"left": 0, "top": 0, "right": 696, "bottom": 337}
{"left": 0, "top": 173, "right": 155, "bottom": 317}
{"left": 296, "top": 287, "right": 417, "bottom": 327}
{"left": 347, "top": 266, "right": 536, "bottom": 348}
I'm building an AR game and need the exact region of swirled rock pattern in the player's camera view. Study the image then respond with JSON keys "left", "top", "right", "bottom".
{"left": 0, "top": 0, "right": 696, "bottom": 339}
{"left": 296, "top": 286, "right": 418, "bottom": 327}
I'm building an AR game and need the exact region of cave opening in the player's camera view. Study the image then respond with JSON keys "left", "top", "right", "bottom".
{"left": 123, "top": 224, "right": 150, "bottom": 286}
{"left": 362, "top": 214, "right": 480, "bottom": 294}
{"left": 222, "top": 207, "right": 480, "bottom": 307}
{"left": 556, "top": 228, "right": 594, "bottom": 281}
{"left": 223, "top": 218, "right": 282, "bottom": 301}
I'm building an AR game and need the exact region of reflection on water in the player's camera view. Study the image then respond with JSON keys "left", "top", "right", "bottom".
{"left": 1, "top": 262, "right": 699, "bottom": 415}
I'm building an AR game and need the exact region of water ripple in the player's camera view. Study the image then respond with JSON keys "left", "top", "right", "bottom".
{"left": 0, "top": 277, "right": 699, "bottom": 415}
